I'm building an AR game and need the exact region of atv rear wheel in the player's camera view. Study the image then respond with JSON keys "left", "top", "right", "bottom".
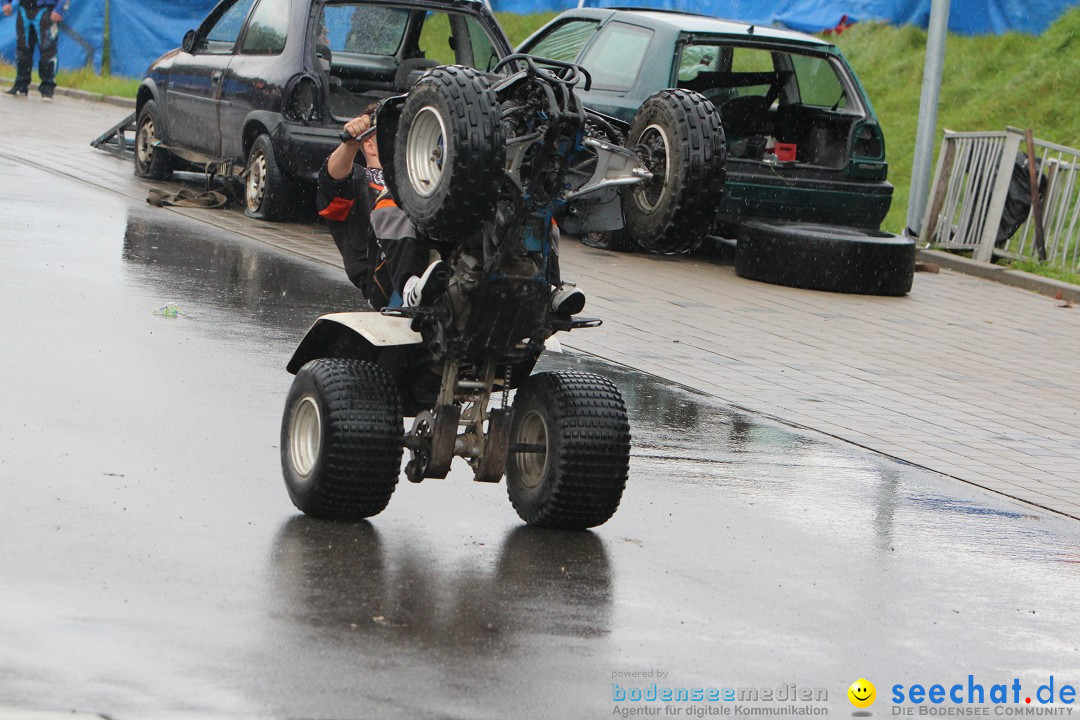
{"left": 393, "top": 65, "right": 504, "bottom": 242}
{"left": 506, "top": 372, "right": 630, "bottom": 529}
{"left": 623, "top": 89, "right": 726, "bottom": 255}
{"left": 281, "top": 359, "right": 403, "bottom": 520}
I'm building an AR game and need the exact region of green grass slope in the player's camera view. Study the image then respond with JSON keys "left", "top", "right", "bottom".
{"left": 831, "top": 6, "right": 1080, "bottom": 234}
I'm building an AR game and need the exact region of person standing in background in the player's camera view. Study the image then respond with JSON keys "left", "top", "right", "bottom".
{"left": 3, "top": 0, "right": 70, "bottom": 99}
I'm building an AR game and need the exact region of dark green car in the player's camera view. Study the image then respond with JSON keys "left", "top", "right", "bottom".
{"left": 519, "top": 8, "right": 892, "bottom": 233}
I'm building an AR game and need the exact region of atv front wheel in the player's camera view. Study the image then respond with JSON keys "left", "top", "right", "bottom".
{"left": 281, "top": 359, "right": 403, "bottom": 520}
{"left": 623, "top": 89, "right": 726, "bottom": 255}
{"left": 506, "top": 372, "right": 630, "bottom": 529}
{"left": 393, "top": 65, "right": 504, "bottom": 242}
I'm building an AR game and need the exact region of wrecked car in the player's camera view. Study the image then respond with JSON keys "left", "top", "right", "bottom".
{"left": 519, "top": 8, "right": 893, "bottom": 248}
{"left": 133, "top": 0, "right": 512, "bottom": 220}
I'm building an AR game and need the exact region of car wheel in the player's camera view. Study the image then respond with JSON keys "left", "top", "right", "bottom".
{"left": 506, "top": 372, "right": 630, "bottom": 530}
{"left": 392, "top": 65, "right": 504, "bottom": 243}
{"left": 735, "top": 220, "right": 916, "bottom": 296}
{"left": 281, "top": 358, "right": 403, "bottom": 520}
{"left": 133, "top": 100, "right": 174, "bottom": 180}
{"left": 622, "top": 89, "right": 726, "bottom": 255}
{"left": 245, "top": 133, "right": 297, "bottom": 222}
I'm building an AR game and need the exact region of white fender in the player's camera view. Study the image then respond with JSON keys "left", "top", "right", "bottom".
{"left": 286, "top": 312, "right": 423, "bottom": 374}
{"left": 318, "top": 312, "right": 423, "bottom": 345}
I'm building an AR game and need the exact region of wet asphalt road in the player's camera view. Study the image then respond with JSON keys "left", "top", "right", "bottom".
{"left": 2, "top": 157, "right": 1080, "bottom": 719}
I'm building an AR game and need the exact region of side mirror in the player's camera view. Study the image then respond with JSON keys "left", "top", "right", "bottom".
{"left": 182, "top": 30, "right": 197, "bottom": 54}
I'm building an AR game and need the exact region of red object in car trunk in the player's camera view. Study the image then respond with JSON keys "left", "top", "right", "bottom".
{"left": 774, "top": 142, "right": 797, "bottom": 162}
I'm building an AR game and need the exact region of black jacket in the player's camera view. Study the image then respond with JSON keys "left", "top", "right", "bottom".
{"left": 316, "top": 161, "right": 391, "bottom": 307}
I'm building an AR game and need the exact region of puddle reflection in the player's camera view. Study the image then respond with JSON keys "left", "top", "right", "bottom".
{"left": 269, "top": 518, "right": 612, "bottom": 653}
{"left": 121, "top": 209, "right": 361, "bottom": 337}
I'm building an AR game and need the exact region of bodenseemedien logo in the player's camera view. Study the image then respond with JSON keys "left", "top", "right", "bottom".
{"left": 849, "top": 678, "right": 877, "bottom": 709}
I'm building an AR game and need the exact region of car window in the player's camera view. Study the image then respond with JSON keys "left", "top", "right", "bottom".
{"left": 320, "top": 5, "right": 409, "bottom": 56}
{"left": 729, "top": 47, "right": 775, "bottom": 98}
{"left": 677, "top": 42, "right": 852, "bottom": 112}
{"left": 204, "top": 0, "right": 257, "bottom": 54}
{"left": 525, "top": 19, "right": 599, "bottom": 63}
{"left": 240, "top": 0, "right": 289, "bottom": 55}
{"left": 789, "top": 54, "right": 848, "bottom": 109}
{"left": 579, "top": 22, "right": 652, "bottom": 92}
{"left": 465, "top": 15, "right": 500, "bottom": 72}
{"left": 417, "top": 12, "right": 456, "bottom": 65}
{"left": 415, "top": 12, "right": 504, "bottom": 69}
{"left": 679, "top": 45, "right": 723, "bottom": 81}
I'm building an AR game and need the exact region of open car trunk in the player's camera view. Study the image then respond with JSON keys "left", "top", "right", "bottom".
{"left": 675, "top": 40, "right": 873, "bottom": 173}
{"left": 312, "top": 2, "right": 507, "bottom": 121}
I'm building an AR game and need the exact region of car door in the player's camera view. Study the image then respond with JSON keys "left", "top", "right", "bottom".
{"left": 219, "top": 0, "right": 292, "bottom": 162}
{"left": 164, "top": 0, "right": 257, "bottom": 157}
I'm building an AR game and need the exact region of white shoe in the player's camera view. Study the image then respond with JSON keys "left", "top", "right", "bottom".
{"left": 551, "top": 285, "right": 586, "bottom": 316}
{"left": 403, "top": 260, "right": 450, "bottom": 307}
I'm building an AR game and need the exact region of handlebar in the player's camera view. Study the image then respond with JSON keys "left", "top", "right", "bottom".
{"left": 339, "top": 124, "right": 377, "bottom": 145}
{"left": 493, "top": 53, "right": 592, "bottom": 92}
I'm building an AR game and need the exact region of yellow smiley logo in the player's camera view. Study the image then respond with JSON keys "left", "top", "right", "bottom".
{"left": 848, "top": 678, "right": 876, "bottom": 708}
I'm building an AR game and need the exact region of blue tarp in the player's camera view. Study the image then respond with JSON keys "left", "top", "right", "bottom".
{"left": 109, "top": 0, "right": 220, "bottom": 78}
{"left": 496, "top": 0, "right": 1079, "bottom": 35}
{"left": 0, "top": 0, "right": 105, "bottom": 72}
{"left": 2, "top": 0, "right": 1079, "bottom": 81}
{"left": 770, "top": 0, "right": 1080, "bottom": 34}
{"left": 495, "top": 0, "right": 785, "bottom": 25}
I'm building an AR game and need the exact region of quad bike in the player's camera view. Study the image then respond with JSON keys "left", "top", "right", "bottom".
{"left": 280, "top": 55, "right": 725, "bottom": 529}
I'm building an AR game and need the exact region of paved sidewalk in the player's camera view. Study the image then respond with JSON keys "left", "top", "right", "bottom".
{"left": 4, "top": 95, "right": 1079, "bottom": 520}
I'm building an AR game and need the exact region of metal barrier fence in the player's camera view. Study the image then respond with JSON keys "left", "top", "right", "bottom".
{"left": 920, "top": 127, "right": 1080, "bottom": 271}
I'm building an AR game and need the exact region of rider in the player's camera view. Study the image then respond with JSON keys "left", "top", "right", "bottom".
{"left": 319, "top": 108, "right": 585, "bottom": 315}
{"left": 319, "top": 106, "right": 448, "bottom": 308}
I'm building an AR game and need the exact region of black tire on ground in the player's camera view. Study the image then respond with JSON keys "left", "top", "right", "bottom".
{"left": 281, "top": 359, "right": 403, "bottom": 520}
{"left": 622, "top": 89, "right": 726, "bottom": 255}
{"left": 393, "top": 65, "right": 504, "bottom": 242}
{"left": 506, "top": 372, "right": 630, "bottom": 530}
{"left": 581, "top": 230, "right": 637, "bottom": 253}
{"left": 735, "top": 220, "right": 916, "bottom": 296}
{"left": 133, "top": 100, "right": 174, "bottom": 180}
{"left": 245, "top": 133, "right": 298, "bottom": 222}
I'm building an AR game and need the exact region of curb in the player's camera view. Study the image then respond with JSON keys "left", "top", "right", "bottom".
{"left": 917, "top": 248, "right": 1080, "bottom": 303}
{"left": 0, "top": 76, "right": 135, "bottom": 108}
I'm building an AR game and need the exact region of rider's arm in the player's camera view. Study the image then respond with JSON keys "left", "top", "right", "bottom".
{"left": 327, "top": 115, "right": 371, "bottom": 180}
{"left": 326, "top": 141, "right": 361, "bottom": 182}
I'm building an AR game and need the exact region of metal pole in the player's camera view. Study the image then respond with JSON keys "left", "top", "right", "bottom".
{"left": 906, "top": 0, "right": 952, "bottom": 238}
